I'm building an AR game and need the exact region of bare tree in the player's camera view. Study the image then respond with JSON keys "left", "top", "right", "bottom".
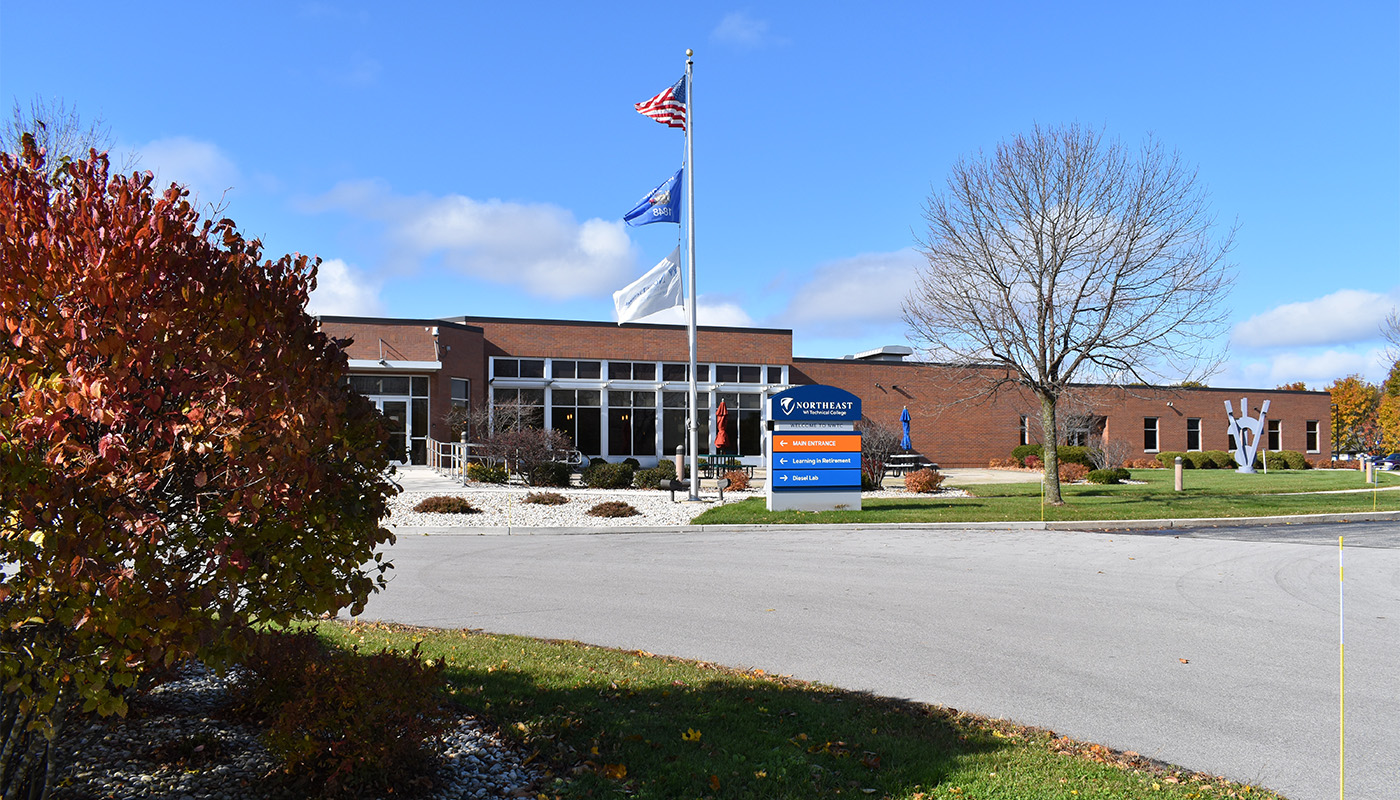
{"left": 904, "top": 124, "right": 1234, "bottom": 503}
{"left": 1, "top": 96, "right": 137, "bottom": 173}
{"left": 857, "top": 416, "right": 902, "bottom": 489}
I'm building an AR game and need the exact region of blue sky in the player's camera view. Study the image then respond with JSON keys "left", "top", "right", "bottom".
{"left": 3, "top": 1, "right": 1396, "bottom": 388}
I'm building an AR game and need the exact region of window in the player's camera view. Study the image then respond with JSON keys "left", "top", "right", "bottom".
{"left": 1143, "top": 417, "right": 1159, "bottom": 452}
{"left": 1268, "top": 420, "right": 1281, "bottom": 451}
{"left": 1186, "top": 418, "right": 1201, "bottom": 451}
{"left": 493, "top": 358, "right": 544, "bottom": 379}
{"left": 551, "top": 360, "right": 601, "bottom": 380}
{"left": 715, "top": 392, "right": 763, "bottom": 456}
{"left": 662, "top": 363, "right": 687, "bottom": 382}
{"left": 492, "top": 387, "right": 544, "bottom": 430}
{"left": 1306, "top": 420, "right": 1319, "bottom": 453}
{"left": 608, "top": 361, "right": 656, "bottom": 381}
{"left": 661, "top": 391, "right": 709, "bottom": 456}
{"left": 607, "top": 390, "right": 657, "bottom": 457}
{"left": 714, "top": 364, "right": 739, "bottom": 383}
{"left": 739, "top": 366, "right": 761, "bottom": 383}
{"left": 552, "top": 388, "right": 601, "bottom": 455}
{"left": 1018, "top": 415, "right": 1029, "bottom": 446}
{"left": 450, "top": 378, "right": 469, "bottom": 408}
{"left": 767, "top": 366, "right": 784, "bottom": 384}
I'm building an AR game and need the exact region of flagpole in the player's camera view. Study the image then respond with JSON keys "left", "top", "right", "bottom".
{"left": 684, "top": 49, "right": 700, "bottom": 500}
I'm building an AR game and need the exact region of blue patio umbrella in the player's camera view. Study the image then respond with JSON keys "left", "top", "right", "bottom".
{"left": 900, "top": 406, "right": 912, "bottom": 451}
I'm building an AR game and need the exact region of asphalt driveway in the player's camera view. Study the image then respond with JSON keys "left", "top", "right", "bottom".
{"left": 359, "top": 524, "right": 1399, "bottom": 799}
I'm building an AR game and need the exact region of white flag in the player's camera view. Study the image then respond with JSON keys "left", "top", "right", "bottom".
{"left": 613, "top": 247, "right": 683, "bottom": 324}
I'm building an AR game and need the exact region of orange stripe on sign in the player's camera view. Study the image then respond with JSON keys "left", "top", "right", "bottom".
{"left": 772, "top": 434, "right": 862, "bottom": 452}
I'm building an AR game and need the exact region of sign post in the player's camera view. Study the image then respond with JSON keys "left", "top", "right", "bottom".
{"left": 766, "top": 385, "right": 862, "bottom": 511}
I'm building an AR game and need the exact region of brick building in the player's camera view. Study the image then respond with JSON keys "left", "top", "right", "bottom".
{"left": 318, "top": 314, "right": 1333, "bottom": 467}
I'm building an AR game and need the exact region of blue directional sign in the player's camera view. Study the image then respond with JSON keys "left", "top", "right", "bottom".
{"left": 773, "top": 453, "right": 859, "bottom": 470}
{"left": 771, "top": 468, "right": 862, "bottom": 489}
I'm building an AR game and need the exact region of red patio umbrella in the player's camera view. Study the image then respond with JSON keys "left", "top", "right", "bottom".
{"left": 713, "top": 399, "right": 730, "bottom": 452}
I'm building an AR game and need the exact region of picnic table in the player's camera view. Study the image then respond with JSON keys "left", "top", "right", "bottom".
{"left": 885, "top": 453, "right": 938, "bottom": 476}
{"left": 700, "top": 459, "right": 755, "bottom": 479}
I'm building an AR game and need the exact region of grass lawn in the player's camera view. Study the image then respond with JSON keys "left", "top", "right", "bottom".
{"left": 692, "top": 469, "right": 1400, "bottom": 525}
{"left": 321, "top": 621, "right": 1286, "bottom": 799}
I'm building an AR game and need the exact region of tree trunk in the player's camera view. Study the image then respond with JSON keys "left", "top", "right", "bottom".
{"left": 1039, "top": 392, "right": 1064, "bottom": 505}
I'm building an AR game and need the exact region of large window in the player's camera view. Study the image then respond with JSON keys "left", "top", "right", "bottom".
{"left": 715, "top": 392, "right": 763, "bottom": 456}
{"left": 608, "top": 390, "right": 657, "bottom": 457}
{"left": 450, "top": 378, "right": 469, "bottom": 408}
{"left": 608, "top": 361, "right": 656, "bottom": 381}
{"left": 1186, "top": 418, "right": 1201, "bottom": 451}
{"left": 551, "top": 360, "right": 601, "bottom": 380}
{"left": 1306, "top": 420, "right": 1319, "bottom": 453}
{"left": 551, "top": 388, "right": 601, "bottom": 455}
{"left": 1143, "top": 417, "right": 1159, "bottom": 452}
{"left": 493, "top": 358, "right": 544, "bottom": 379}
{"left": 1267, "top": 420, "right": 1281, "bottom": 451}
{"left": 492, "top": 387, "right": 544, "bottom": 430}
{"left": 661, "top": 391, "right": 709, "bottom": 457}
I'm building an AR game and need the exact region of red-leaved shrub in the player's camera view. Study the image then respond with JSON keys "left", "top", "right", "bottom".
{"left": 1058, "top": 463, "right": 1090, "bottom": 482}
{"left": 904, "top": 468, "right": 946, "bottom": 493}
{"left": 1024, "top": 455, "right": 1043, "bottom": 469}
{"left": 233, "top": 630, "right": 453, "bottom": 798}
{"left": 723, "top": 469, "right": 751, "bottom": 491}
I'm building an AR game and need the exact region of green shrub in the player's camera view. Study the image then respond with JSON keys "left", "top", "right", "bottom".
{"left": 1057, "top": 445, "right": 1092, "bottom": 467}
{"left": 1112, "top": 467, "right": 1132, "bottom": 481}
{"left": 588, "top": 457, "right": 608, "bottom": 467}
{"left": 904, "top": 468, "right": 945, "bottom": 493}
{"left": 1262, "top": 450, "right": 1291, "bottom": 470}
{"left": 233, "top": 630, "right": 453, "bottom": 798}
{"left": 523, "top": 491, "right": 569, "bottom": 505}
{"left": 622, "top": 457, "right": 641, "bottom": 469}
{"left": 1086, "top": 469, "right": 1122, "bottom": 485}
{"left": 1204, "top": 450, "right": 1235, "bottom": 469}
{"left": 467, "top": 461, "right": 508, "bottom": 484}
{"left": 582, "top": 461, "right": 634, "bottom": 489}
{"left": 411, "top": 495, "right": 478, "bottom": 514}
{"left": 587, "top": 500, "right": 639, "bottom": 518}
{"left": 529, "top": 461, "right": 572, "bottom": 487}
{"left": 1156, "top": 452, "right": 1189, "bottom": 468}
{"left": 1287, "top": 450, "right": 1310, "bottom": 469}
{"left": 1011, "top": 444, "right": 1043, "bottom": 465}
{"left": 1185, "top": 452, "right": 1216, "bottom": 469}
{"left": 634, "top": 460, "right": 677, "bottom": 489}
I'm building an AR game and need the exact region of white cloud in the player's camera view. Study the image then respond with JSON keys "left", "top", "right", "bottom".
{"left": 1216, "top": 345, "right": 1392, "bottom": 390}
{"left": 711, "top": 11, "right": 782, "bottom": 48}
{"left": 778, "top": 248, "right": 922, "bottom": 333}
{"left": 1231, "top": 288, "right": 1399, "bottom": 348}
{"left": 311, "top": 181, "right": 638, "bottom": 299}
{"left": 306, "top": 258, "right": 383, "bottom": 316}
{"left": 626, "top": 299, "right": 755, "bottom": 327}
{"left": 137, "top": 137, "right": 240, "bottom": 201}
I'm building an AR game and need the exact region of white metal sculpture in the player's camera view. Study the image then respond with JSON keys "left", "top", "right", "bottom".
{"left": 1225, "top": 397, "right": 1270, "bottom": 474}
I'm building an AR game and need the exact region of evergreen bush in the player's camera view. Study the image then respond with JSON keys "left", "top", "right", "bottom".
{"left": 582, "top": 462, "right": 634, "bottom": 489}
{"left": 634, "top": 460, "right": 677, "bottom": 489}
{"left": 467, "top": 462, "right": 508, "bottom": 484}
{"left": 1086, "top": 469, "right": 1122, "bottom": 484}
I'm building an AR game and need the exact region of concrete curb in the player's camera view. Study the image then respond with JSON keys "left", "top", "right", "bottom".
{"left": 390, "top": 509, "right": 1400, "bottom": 536}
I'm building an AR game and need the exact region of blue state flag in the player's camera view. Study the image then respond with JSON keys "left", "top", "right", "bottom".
{"left": 623, "top": 168, "right": 683, "bottom": 226}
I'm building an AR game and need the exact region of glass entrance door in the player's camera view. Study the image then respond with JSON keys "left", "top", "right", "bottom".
{"left": 377, "top": 399, "right": 410, "bottom": 464}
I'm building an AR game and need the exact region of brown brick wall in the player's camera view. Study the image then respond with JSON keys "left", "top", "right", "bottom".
{"left": 794, "top": 359, "right": 1333, "bottom": 467}
{"left": 459, "top": 317, "right": 793, "bottom": 365}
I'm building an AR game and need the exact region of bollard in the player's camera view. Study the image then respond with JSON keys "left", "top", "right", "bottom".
{"left": 675, "top": 444, "right": 685, "bottom": 483}
{"left": 1365, "top": 456, "right": 1374, "bottom": 484}
{"left": 1174, "top": 456, "right": 1183, "bottom": 492}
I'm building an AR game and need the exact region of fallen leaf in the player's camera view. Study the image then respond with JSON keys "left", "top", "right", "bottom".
{"left": 602, "top": 763, "right": 626, "bottom": 780}
{"left": 709, "top": 774, "right": 720, "bottom": 790}
{"left": 1179, "top": 658, "right": 1190, "bottom": 664}
{"left": 682, "top": 728, "right": 702, "bottom": 742}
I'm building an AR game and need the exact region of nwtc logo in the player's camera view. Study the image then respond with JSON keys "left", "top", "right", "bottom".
{"left": 770, "top": 385, "right": 861, "bottom": 422}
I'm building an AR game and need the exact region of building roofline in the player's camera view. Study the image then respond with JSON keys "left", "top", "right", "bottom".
{"left": 448, "top": 315, "right": 791, "bottom": 337}
{"left": 791, "top": 357, "right": 1330, "bottom": 395}
{"left": 317, "top": 315, "right": 483, "bottom": 334}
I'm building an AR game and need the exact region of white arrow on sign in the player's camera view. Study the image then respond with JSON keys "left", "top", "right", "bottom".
{"left": 780, "top": 474, "right": 789, "bottom": 481}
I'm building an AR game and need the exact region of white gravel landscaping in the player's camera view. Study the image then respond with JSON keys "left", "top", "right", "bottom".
{"left": 386, "top": 482, "right": 971, "bottom": 527}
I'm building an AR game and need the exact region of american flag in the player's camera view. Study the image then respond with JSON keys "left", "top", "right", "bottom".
{"left": 634, "top": 77, "right": 687, "bottom": 131}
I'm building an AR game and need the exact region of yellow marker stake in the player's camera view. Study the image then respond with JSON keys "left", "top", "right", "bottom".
{"left": 1339, "top": 535, "right": 1345, "bottom": 800}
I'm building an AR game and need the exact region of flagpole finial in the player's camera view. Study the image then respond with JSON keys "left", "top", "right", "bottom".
{"left": 686, "top": 48, "right": 693, "bottom": 57}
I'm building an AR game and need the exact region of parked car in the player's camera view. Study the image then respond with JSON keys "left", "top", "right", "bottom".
{"left": 1378, "top": 453, "right": 1400, "bottom": 471}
